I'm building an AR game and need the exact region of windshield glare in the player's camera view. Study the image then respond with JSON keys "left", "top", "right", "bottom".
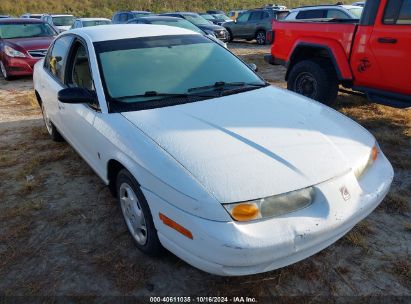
{"left": 213, "top": 14, "right": 230, "bottom": 20}
{"left": 83, "top": 20, "right": 111, "bottom": 27}
{"left": 95, "top": 35, "right": 264, "bottom": 104}
{"left": 348, "top": 7, "right": 363, "bottom": 18}
{"left": 184, "top": 15, "right": 211, "bottom": 26}
{"left": 52, "top": 16, "right": 75, "bottom": 26}
{"left": 0, "top": 23, "right": 56, "bottom": 39}
{"left": 150, "top": 20, "right": 204, "bottom": 34}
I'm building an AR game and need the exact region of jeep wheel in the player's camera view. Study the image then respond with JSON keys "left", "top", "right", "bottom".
{"left": 287, "top": 59, "right": 338, "bottom": 106}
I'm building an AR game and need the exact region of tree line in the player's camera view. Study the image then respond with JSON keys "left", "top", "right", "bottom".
{"left": 0, "top": 0, "right": 344, "bottom": 18}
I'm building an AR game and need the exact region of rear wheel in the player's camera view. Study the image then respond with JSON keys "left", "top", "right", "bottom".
{"left": 287, "top": 59, "right": 338, "bottom": 106}
{"left": 255, "top": 30, "right": 266, "bottom": 45}
{"left": 41, "top": 102, "right": 64, "bottom": 142}
{"left": 226, "top": 29, "right": 233, "bottom": 42}
{"left": 117, "top": 169, "right": 163, "bottom": 256}
{"left": 0, "top": 60, "right": 11, "bottom": 80}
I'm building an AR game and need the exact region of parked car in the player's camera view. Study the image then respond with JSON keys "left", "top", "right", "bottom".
{"left": 352, "top": 2, "right": 366, "bottom": 7}
{"left": 284, "top": 5, "right": 363, "bottom": 21}
{"left": 265, "top": 0, "right": 411, "bottom": 108}
{"left": 0, "top": 18, "right": 57, "bottom": 80}
{"left": 71, "top": 18, "right": 112, "bottom": 29}
{"left": 160, "top": 12, "right": 228, "bottom": 42}
{"left": 112, "top": 11, "right": 152, "bottom": 24}
{"left": 224, "top": 8, "right": 289, "bottom": 45}
{"left": 227, "top": 10, "right": 246, "bottom": 20}
{"left": 211, "top": 13, "right": 233, "bottom": 25}
{"left": 20, "top": 13, "right": 45, "bottom": 19}
{"left": 127, "top": 16, "right": 227, "bottom": 47}
{"left": 41, "top": 14, "right": 75, "bottom": 32}
{"left": 33, "top": 24, "right": 393, "bottom": 276}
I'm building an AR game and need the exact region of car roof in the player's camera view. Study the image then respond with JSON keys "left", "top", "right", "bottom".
{"left": 77, "top": 18, "right": 111, "bottom": 21}
{"left": 50, "top": 14, "right": 75, "bottom": 17}
{"left": 0, "top": 18, "right": 44, "bottom": 24}
{"left": 67, "top": 24, "right": 199, "bottom": 42}
{"left": 115, "top": 10, "right": 151, "bottom": 14}
{"left": 290, "top": 5, "right": 355, "bottom": 12}
{"left": 131, "top": 16, "right": 183, "bottom": 21}
{"left": 165, "top": 12, "right": 199, "bottom": 16}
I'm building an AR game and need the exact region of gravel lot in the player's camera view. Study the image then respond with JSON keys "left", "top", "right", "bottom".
{"left": 0, "top": 42, "right": 410, "bottom": 301}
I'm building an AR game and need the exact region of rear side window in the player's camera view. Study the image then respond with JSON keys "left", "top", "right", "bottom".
{"left": 119, "top": 13, "right": 128, "bottom": 22}
{"left": 327, "top": 9, "right": 350, "bottom": 19}
{"left": 249, "top": 11, "right": 263, "bottom": 21}
{"left": 384, "top": 0, "right": 411, "bottom": 24}
{"left": 237, "top": 12, "right": 251, "bottom": 22}
{"left": 296, "top": 9, "right": 326, "bottom": 19}
{"left": 45, "top": 36, "right": 74, "bottom": 83}
{"left": 262, "top": 11, "right": 270, "bottom": 19}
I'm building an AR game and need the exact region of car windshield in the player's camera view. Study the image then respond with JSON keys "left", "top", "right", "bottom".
{"left": 83, "top": 20, "right": 111, "bottom": 27}
{"left": 95, "top": 35, "right": 265, "bottom": 109}
{"left": 52, "top": 16, "right": 75, "bottom": 26}
{"left": 201, "top": 14, "right": 215, "bottom": 20}
{"left": 184, "top": 14, "right": 211, "bottom": 26}
{"left": 132, "top": 12, "right": 152, "bottom": 18}
{"left": 0, "top": 23, "right": 56, "bottom": 39}
{"left": 213, "top": 14, "right": 230, "bottom": 20}
{"left": 348, "top": 7, "right": 363, "bottom": 18}
{"left": 149, "top": 19, "right": 204, "bottom": 34}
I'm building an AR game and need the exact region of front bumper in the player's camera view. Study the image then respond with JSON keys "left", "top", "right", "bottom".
{"left": 145, "top": 149, "right": 393, "bottom": 276}
{"left": 3, "top": 55, "right": 41, "bottom": 76}
{"left": 264, "top": 54, "right": 286, "bottom": 66}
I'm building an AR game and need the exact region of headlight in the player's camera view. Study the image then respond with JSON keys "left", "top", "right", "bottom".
{"left": 354, "top": 144, "right": 378, "bottom": 179}
{"left": 4, "top": 45, "right": 27, "bottom": 58}
{"left": 223, "top": 187, "right": 315, "bottom": 222}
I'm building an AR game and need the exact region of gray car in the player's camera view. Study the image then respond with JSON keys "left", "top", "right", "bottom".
{"left": 223, "top": 8, "right": 289, "bottom": 45}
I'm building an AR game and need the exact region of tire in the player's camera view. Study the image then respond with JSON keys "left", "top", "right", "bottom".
{"left": 287, "top": 59, "right": 339, "bottom": 106}
{"left": 116, "top": 169, "right": 163, "bottom": 256}
{"left": 0, "top": 60, "right": 11, "bottom": 81}
{"left": 226, "top": 29, "right": 233, "bottom": 42}
{"left": 41, "top": 102, "right": 64, "bottom": 142}
{"left": 255, "top": 30, "right": 266, "bottom": 45}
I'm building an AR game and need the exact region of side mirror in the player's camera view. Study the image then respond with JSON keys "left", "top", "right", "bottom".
{"left": 248, "top": 63, "right": 258, "bottom": 72}
{"left": 58, "top": 87, "right": 97, "bottom": 104}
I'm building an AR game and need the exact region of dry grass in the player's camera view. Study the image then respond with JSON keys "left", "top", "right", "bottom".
{"left": 379, "top": 192, "right": 410, "bottom": 215}
{"left": 391, "top": 260, "right": 411, "bottom": 289}
{"left": 342, "top": 220, "right": 374, "bottom": 248}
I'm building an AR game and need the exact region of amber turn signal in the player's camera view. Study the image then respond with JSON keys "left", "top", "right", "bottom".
{"left": 372, "top": 145, "right": 378, "bottom": 161}
{"left": 231, "top": 203, "right": 260, "bottom": 221}
{"left": 159, "top": 213, "right": 193, "bottom": 239}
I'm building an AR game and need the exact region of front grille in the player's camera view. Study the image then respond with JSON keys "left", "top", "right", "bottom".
{"left": 28, "top": 49, "right": 48, "bottom": 58}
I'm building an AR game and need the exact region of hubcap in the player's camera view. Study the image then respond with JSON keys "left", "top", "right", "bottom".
{"left": 257, "top": 33, "right": 265, "bottom": 44}
{"left": 295, "top": 72, "right": 318, "bottom": 98}
{"left": 119, "top": 183, "right": 147, "bottom": 245}
{"left": 0, "top": 61, "right": 7, "bottom": 78}
{"left": 41, "top": 103, "right": 53, "bottom": 135}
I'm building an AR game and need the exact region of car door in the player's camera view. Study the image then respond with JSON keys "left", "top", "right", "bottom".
{"left": 367, "top": 0, "right": 411, "bottom": 95}
{"left": 40, "top": 35, "right": 74, "bottom": 131}
{"left": 232, "top": 11, "right": 251, "bottom": 37}
{"left": 59, "top": 39, "right": 103, "bottom": 171}
{"left": 245, "top": 11, "right": 264, "bottom": 38}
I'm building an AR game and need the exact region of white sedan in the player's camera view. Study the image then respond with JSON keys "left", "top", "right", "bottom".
{"left": 33, "top": 25, "right": 393, "bottom": 276}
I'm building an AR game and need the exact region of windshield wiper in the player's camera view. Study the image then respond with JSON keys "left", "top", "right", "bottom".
{"left": 188, "top": 81, "right": 268, "bottom": 93}
{"left": 115, "top": 90, "right": 217, "bottom": 101}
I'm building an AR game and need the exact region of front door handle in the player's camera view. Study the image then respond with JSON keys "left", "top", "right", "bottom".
{"left": 378, "top": 37, "right": 397, "bottom": 44}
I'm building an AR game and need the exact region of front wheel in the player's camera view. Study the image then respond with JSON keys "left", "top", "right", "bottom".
{"left": 117, "top": 169, "right": 163, "bottom": 256}
{"left": 255, "top": 30, "right": 266, "bottom": 45}
{"left": 41, "top": 102, "right": 64, "bottom": 142}
{"left": 226, "top": 29, "right": 233, "bottom": 42}
{"left": 287, "top": 59, "right": 338, "bottom": 106}
{"left": 0, "top": 60, "right": 11, "bottom": 81}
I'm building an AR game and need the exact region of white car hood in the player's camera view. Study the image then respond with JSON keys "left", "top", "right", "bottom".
{"left": 121, "top": 86, "right": 373, "bottom": 203}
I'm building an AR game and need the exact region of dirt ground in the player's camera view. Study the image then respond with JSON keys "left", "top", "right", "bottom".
{"left": 0, "top": 41, "right": 410, "bottom": 301}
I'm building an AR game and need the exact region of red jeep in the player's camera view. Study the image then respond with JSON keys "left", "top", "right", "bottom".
{"left": 265, "top": 0, "right": 411, "bottom": 108}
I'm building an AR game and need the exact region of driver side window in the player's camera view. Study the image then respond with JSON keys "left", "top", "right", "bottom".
{"left": 67, "top": 42, "right": 94, "bottom": 91}
{"left": 237, "top": 12, "right": 250, "bottom": 22}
